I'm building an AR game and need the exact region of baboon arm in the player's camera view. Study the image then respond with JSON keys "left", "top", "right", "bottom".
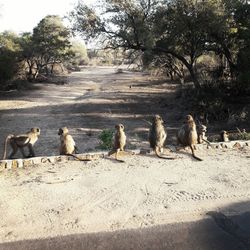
{"left": 28, "top": 144, "right": 35, "bottom": 157}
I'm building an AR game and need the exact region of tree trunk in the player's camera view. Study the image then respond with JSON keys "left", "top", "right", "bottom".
{"left": 222, "top": 45, "right": 236, "bottom": 78}
{"left": 186, "top": 64, "right": 201, "bottom": 90}
{"left": 152, "top": 47, "right": 201, "bottom": 89}
{"left": 51, "top": 64, "right": 54, "bottom": 74}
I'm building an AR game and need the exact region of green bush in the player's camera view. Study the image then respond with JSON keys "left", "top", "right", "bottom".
{"left": 97, "top": 129, "right": 114, "bottom": 150}
{"left": 0, "top": 50, "right": 19, "bottom": 84}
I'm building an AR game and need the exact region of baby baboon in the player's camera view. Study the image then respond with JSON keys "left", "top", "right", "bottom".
{"left": 2, "top": 127, "right": 41, "bottom": 160}
{"left": 58, "top": 127, "right": 90, "bottom": 161}
{"left": 197, "top": 124, "right": 207, "bottom": 144}
{"left": 149, "top": 115, "right": 175, "bottom": 159}
{"left": 177, "top": 115, "right": 203, "bottom": 161}
{"left": 220, "top": 130, "right": 229, "bottom": 142}
{"left": 108, "top": 124, "right": 127, "bottom": 162}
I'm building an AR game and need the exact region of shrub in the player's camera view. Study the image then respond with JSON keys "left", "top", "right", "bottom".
{"left": 97, "top": 129, "right": 114, "bottom": 150}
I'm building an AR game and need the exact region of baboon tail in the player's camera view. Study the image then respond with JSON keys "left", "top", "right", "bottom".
{"left": 2, "top": 134, "right": 14, "bottom": 160}
{"left": 202, "top": 138, "right": 212, "bottom": 146}
{"left": 190, "top": 146, "right": 203, "bottom": 161}
{"left": 67, "top": 154, "right": 92, "bottom": 161}
{"left": 192, "top": 154, "right": 203, "bottom": 161}
{"left": 155, "top": 148, "right": 175, "bottom": 160}
{"left": 115, "top": 151, "right": 125, "bottom": 163}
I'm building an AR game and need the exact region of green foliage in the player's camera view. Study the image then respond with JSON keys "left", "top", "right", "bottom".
{"left": 31, "top": 15, "right": 73, "bottom": 77}
{"left": 0, "top": 50, "right": 18, "bottom": 83}
{"left": 0, "top": 31, "right": 21, "bottom": 84}
{"left": 0, "top": 15, "right": 77, "bottom": 87}
{"left": 69, "top": 0, "right": 250, "bottom": 91}
{"left": 235, "top": 2, "right": 250, "bottom": 90}
{"left": 232, "top": 131, "right": 250, "bottom": 141}
{"left": 69, "top": 0, "right": 244, "bottom": 89}
{"left": 97, "top": 129, "right": 114, "bottom": 150}
{"left": 66, "top": 40, "right": 89, "bottom": 68}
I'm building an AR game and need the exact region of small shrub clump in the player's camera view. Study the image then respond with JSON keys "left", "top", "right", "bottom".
{"left": 97, "top": 129, "right": 114, "bottom": 150}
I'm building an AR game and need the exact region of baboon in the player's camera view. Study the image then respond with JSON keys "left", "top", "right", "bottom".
{"left": 58, "top": 127, "right": 90, "bottom": 161}
{"left": 177, "top": 115, "right": 203, "bottom": 161}
{"left": 197, "top": 122, "right": 213, "bottom": 146}
{"left": 2, "top": 128, "right": 41, "bottom": 160}
{"left": 108, "top": 124, "right": 127, "bottom": 162}
{"left": 220, "top": 130, "right": 229, "bottom": 142}
{"left": 149, "top": 115, "right": 175, "bottom": 159}
{"left": 197, "top": 124, "right": 207, "bottom": 144}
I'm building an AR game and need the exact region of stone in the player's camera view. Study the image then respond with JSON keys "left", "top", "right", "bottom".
{"left": 140, "top": 148, "right": 152, "bottom": 155}
{"left": 233, "top": 142, "right": 242, "bottom": 149}
{"left": 12, "top": 160, "right": 18, "bottom": 169}
{"left": 32, "top": 157, "right": 42, "bottom": 164}
{"left": 0, "top": 161, "right": 7, "bottom": 170}
{"left": 17, "top": 159, "right": 23, "bottom": 168}
{"left": 23, "top": 159, "right": 33, "bottom": 167}
{"left": 6, "top": 160, "right": 12, "bottom": 169}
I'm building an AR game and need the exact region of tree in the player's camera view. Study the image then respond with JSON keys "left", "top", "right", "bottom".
{"left": 31, "top": 15, "right": 72, "bottom": 78}
{"left": 68, "top": 40, "right": 89, "bottom": 67}
{"left": 152, "top": 0, "right": 224, "bottom": 88}
{"left": 19, "top": 32, "right": 37, "bottom": 80}
{"left": 0, "top": 31, "right": 21, "bottom": 83}
{"left": 69, "top": 0, "right": 230, "bottom": 89}
{"left": 235, "top": 1, "right": 250, "bottom": 89}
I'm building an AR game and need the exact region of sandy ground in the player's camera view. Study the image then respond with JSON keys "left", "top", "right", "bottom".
{"left": 0, "top": 67, "right": 250, "bottom": 249}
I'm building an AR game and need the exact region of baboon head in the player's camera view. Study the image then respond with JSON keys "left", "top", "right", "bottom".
{"left": 152, "top": 115, "right": 164, "bottom": 125}
{"left": 115, "top": 124, "right": 124, "bottom": 131}
{"left": 58, "top": 127, "right": 69, "bottom": 136}
{"left": 31, "top": 127, "right": 41, "bottom": 135}
{"left": 221, "top": 130, "right": 228, "bottom": 137}
{"left": 185, "top": 115, "right": 194, "bottom": 123}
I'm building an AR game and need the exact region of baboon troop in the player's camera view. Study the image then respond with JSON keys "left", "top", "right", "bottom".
{"left": 1, "top": 114, "right": 238, "bottom": 162}
{"left": 2, "top": 128, "right": 40, "bottom": 160}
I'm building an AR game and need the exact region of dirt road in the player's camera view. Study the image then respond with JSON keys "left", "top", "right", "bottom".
{"left": 0, "top": 67, "right": 250, "bottom": 249}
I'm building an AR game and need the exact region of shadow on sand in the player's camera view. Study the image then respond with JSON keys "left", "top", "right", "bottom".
{"left": 1, "top": 201, "right": 250, "bottom": 250}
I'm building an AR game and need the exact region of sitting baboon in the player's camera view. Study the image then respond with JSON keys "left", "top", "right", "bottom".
{"left": 197, "top": 124, "right": 208, "bottom": 144}
{"left": 149, "top": 115, "right": 175, "bottom": 159}
{"left": 220, "top": 130, "right": 229, "bottom": 142}
{"left": 177, "top": 115, "right": 203, "bottom": 161}
{"left": 108, "top": 124, "right": 127, "bottom": 162}
{"left": 58, "top": 127, "right": 91, "bottom": 161}
{"left": 2, "top": 128, "right": 41, "bottom": 159}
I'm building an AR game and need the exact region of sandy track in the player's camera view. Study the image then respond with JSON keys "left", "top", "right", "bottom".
{"left": 0, "top": 147, "right": 250, "bottom": 246}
